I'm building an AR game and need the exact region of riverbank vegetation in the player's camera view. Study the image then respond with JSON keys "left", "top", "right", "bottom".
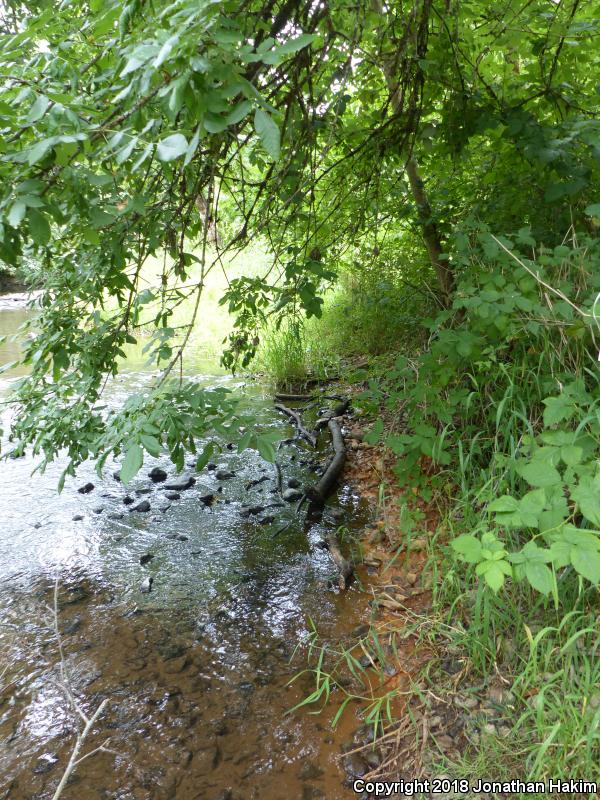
{"left": 1, "top": 0, "right": 599, "bottom": 790}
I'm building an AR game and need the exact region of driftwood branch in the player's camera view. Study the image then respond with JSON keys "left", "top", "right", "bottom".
{"left": 305, "top": 419, "right": 346, "bottom": 507}
{"left": 275, "top": 403, "right": 317, "bottom": 446}
{"left": 50, "top": 579, "right": 114, "bottom": 800}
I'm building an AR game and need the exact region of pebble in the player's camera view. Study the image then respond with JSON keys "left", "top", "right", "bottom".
{"left": 77, "top": 482, "right": 95, "bottom": 494}
{"left": 131, "top": 500, "right": 151, "bottom": 513}
{"left": 148, "top": 467, "right": 167, "bottom": 482}
{"left": 92, "top": 507, "right": 104, "bottom": 514}
{"left": 72, "top": 514, "right": 84, "bottom": 521}
{"left": 135, "top": 487, "right": 152, "bottom": 495}
{"left": 164, "top": 476, "right": 196, "bottom": 491}
{"left": 123, "top": 496, "right": 134, "bottom": 505}
{"left": 215, "top": 469, "right": 235, "bottom": 480}
{"left": 165, "top": 491, "right": 181, "bottom": 501}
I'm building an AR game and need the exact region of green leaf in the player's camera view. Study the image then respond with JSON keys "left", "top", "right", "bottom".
{"left": 256, "top": 434, "right": 276, "bottom": 463}
{"left": 156, "top": 133, "right": 189, "bottom": 162}
{"left": 519, "top": 459, "right": 562, "bottom": 488}
{"left": 26, "top": 94, "right": 50, "bottom": 124}
{"left": 571, "top": 476, "right": 600, "bottom": 526}
{"left": 7, "top": 201, "right": 26, "bottom": 228}
{"left": 120, "top": 442, "right": 143, "bottom": 484}
{"left": 140, "top": 434, "right": 162, "bottom": 457}
{"left": 525, "top": 561, "right": 553, "bottom": 595}
{"left": 488, "top": 495, "right": 519, "bottom": 513}
{"left": 570, "top": 547, "right": 600, "bottom": 584}
{"left": 254, "top": 108, "right": 280, "bottom": 160}
{"left": 195, "top": 442, "right": 215, "bottom": 471}
{"left": 451, "top": 534, "right": 483, "bottom": 564}
{"left": 154, "top": 34, "right": 179, "bottom": 68}
{"left": 476, "top": 559, "right": 511, "bottom": 592}
{"left": 542, "top": 394, "right": 576, "bottom": 426}
{"left": 226, "top": 100, "right": 252, "bottom": 126}
{"left": 584, "top": 203, "right": 600, "bottom": 219}
{"left": 27, "top": 208, "right": 51, "bottom": 245}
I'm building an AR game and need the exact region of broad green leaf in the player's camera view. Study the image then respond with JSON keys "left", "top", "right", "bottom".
{"left": 525, "top": 561, "right": 553, "bottom": 595}
{"left": 156, "top": 133, "right": 188, "bottom": 162}
{"left": 27, "top": 138, "right": 55, "bottom": 165}
{"left": 27, "top": 208, "right": 51, "bottom": 245}
{"left": 254, "top": 108, "right": 280, "bottom": 160}
{"left": 7, "top": 201, "right": 26, "bottom": 228}
{"left": 451, "top": 534, "right": 482, "bottom": 563}
{"left": 488, "top": 495, "right": 519, "bottom": 513}
{"left": 256, "top": 435, "right": 276, "bottom": 463}
{"left": 542, "top": 394, "right": 576, "bottom": 426}
{"left": 571, "top": 477, "right": 600, "bottom": 526}
{"left": 154, "top": 34, "right": 179, "bottom": 68}
{"left": 140, "top": 434, "right": 162, "bottom": 457}
{"left": 519, "top": 459, "right": 562, "bottom": 488}
{"left": 120, "top": 442, "right": 143, "bottom": 484}
{"left": 26, "top": 94, "right": 50, "bottom": 124}
{"left": 571, "top": 547, "right": 600, "bottom": 584}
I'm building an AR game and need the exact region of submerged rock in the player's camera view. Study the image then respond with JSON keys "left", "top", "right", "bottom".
{"left": 131, "top": 499, "right": 151, "bottom": 513}
{"left": 72, "top": 514, "right": 84, "bottom": 521}
{"left": 215, "top": 469, "right": 234, "bottom": 480}
{"left": 283, "top": 488, "right": 303, "bottom": 502}
{"left": 108, "top": 512, "right": 124, "bottom": 520}
{"left": 148, "top": 466, "right": 168, "bottom": 483}
{"left": 140, "top": 576, "right": 153, "bottom": 593}
{"left": 140, "top": 553, "right": 154, "bottom": 566}
{"left": 113, "top": 469, "right": 121, "bottom": 481}
{"left": 123, "top": 496, "right": 134, "bottom": 505}
{"left": 165, "top": 491, "right": 181, "bottom": 500}
{"left": 135, "top": 487, "right": 152, "bottom": 495}
{"left": 199, "top": 493, "right": 215, "bottom": 506}
{"left": 77, "top": 482, "right": 95, "bottom": 494}
{"left": 164, "top": 476, "right": 196, "bottom": 491}
{"left": 287, "top": 477, "right": 301, "bottom": 489}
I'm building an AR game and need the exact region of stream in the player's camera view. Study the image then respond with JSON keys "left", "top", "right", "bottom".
{"left": 0, "top": 294, "right": 370, "bottom": 800}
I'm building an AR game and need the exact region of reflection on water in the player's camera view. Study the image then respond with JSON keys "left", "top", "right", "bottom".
{"left": 0, "top": 294, "right": 368, "bottom": 800}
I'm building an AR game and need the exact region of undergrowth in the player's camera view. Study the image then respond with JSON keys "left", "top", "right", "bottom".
{"left": 282, "top": 225, "right": 600, "bottom": 787}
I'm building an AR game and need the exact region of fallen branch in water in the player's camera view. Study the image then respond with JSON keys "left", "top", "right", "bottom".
{"left": 49, "top": 579, "right": 116, "bottom": 800}
{"left": 275, "top": 402, "right": 317, "bottom": 447}
{"left": 305, "top": 419, "right": 346, "bottom": 507}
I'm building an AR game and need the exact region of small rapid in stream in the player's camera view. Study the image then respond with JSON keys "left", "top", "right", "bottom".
{"left": 0, "top": 294, "right": 369, "bottom": 800}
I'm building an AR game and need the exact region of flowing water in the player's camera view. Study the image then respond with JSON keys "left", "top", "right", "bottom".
{"left": 0, "top": 294, "right": 370, "bottom": 800}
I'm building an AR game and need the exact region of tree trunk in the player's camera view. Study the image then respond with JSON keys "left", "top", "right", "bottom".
{"left": 372, "top": 0, "right": 453, "bottom": 306}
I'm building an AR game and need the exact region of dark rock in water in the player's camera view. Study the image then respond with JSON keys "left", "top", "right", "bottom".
{"left": 123, "top": 496, "right": 134, "bottom": 505}
{"left": 215, "top": 469, "right": 234, "bottom": 480}
{"left": 113, "top": 469, "right": 121, "bottom": 481}
{"left": 148, "top": 466, "right": 168, "bottom": 483}
{"left": 207, "top": 462, "right": 217, "bottom": 471}
{"left": 32, "top": 753, "right": 59, "bottom": 774}
{"left": 283, "top": 488, "right": 303, "bottom": 502}
{"left": 165, "top": 491, "right": 181, "bottom": 500}
{"left": 135, "top": 487, "right": 152, "bottom": 495}
{"left": 158, "top": 503, "right": 171, "bottom": 513}
{"left": 92, "top": 507, "right": 104, "bottom": 514}
{"left": 226, "top": 442, "right": 235, "bottom": 450}
{"left": 140, "top": 576, "right": 153, "bottom": 593}
{"left": 177, "top": 535, "right": 189, "bottom": 542}
{"left": 131, "top": 499, "right": 151, "bottom": 513}
{"left": 245, "top": 475, "right": 269, "bottom": 489}
{"left": 315, "top": 539, "right": 328, "bottom": 550}
{"left": 239, "top": 507, "right": 252, "bottom": 518}
{"left": 249, "top": 505, "right": 265, "bottom": 515}
{"left": 78, "top": 482, "right": 95, "bottom": 494}
{"left": 287, "top": 477, "right": 301, "bottom": 489}
{"left": 33, "top": 522, "right": 42, "bottom": 529}
{"left": 108, "top": 512, "right": 124, "bottom": 520}
{"left": 72, "top": 514, "right": 84, "bottom": 521}
{"left": 343, "top": 753, "right": 368, "bottom": 779}
{"left": 140, "top": 553, "right": 154, "bottom": 566}
{"left": 259, "top": 515, "right": 276, "bottom": 525}
{"left": 199, "top": 493, "right": 215, "bottom": 506}
{"left": 164, "top": 476, "right": 196, "bottom": 491}
{"left": 299, "top": 762, "right": 324, "bottom": 781}
{"left": 217, "top": 486, "right": 223, "bottom": 493}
